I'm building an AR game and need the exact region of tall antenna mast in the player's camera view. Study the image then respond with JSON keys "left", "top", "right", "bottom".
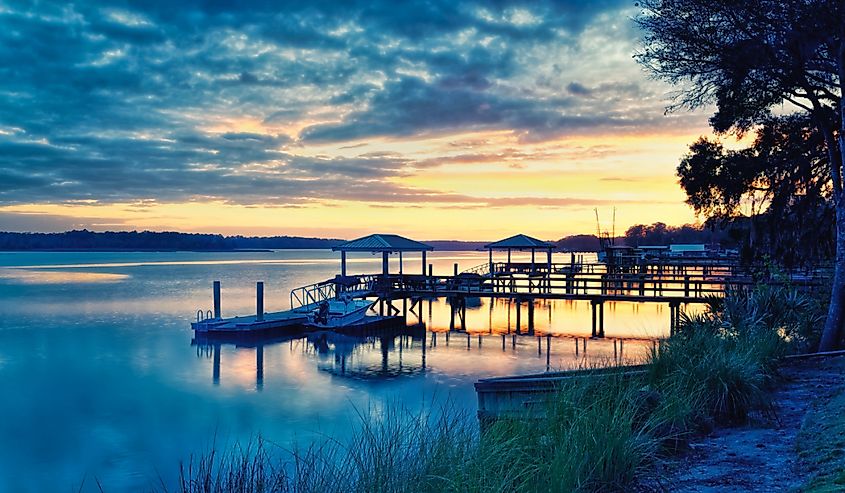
{"left": 612, "top": 207, "right": 616, "bottom": 241}
{"left": 594, "top": 208, "right": 601, "bottom": 238}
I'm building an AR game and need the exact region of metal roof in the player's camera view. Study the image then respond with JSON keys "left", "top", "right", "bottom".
{"left": 484, "top": 234, "right": 555, "bottom": 250}
{"left": 332, "top": 234, "right": 434, "bottom": 252}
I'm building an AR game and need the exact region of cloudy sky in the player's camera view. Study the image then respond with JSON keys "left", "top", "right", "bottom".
{"left": 0, "top": 0, "right": 715, "bottom": 240}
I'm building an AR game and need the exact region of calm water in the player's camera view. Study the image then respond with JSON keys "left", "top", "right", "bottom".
{"left": 0, "top": 250, "right": 674, "bottom": 491}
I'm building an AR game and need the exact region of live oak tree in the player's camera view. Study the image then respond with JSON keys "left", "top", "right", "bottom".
{"left": 677, "top": 115, "right": 834, "bottom": 266}
{"left": 635, "top": 0, "right": 845, "bottom": 350}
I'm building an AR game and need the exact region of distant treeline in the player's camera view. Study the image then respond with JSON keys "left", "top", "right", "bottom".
{"left": 0, "top": 230, "right": 488, "bottom": 251}
{"left": 0, "top": 224, "right": 731, "bottom": 252}
{"left": 553, "top": 223, "right": 733, "bottom": 252}
{"left": 621, "top": 222, "right": 729, "bottom": 247}
{"left": 0, "top": 230, "right": 344, "bottom": 251}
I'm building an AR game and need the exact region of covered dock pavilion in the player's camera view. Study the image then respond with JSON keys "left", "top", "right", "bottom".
{"left": 332, "top": 233, "right": 434, "bottom": 276}
{"left": 484, "top": 234, "right": 556, "bottom": 276}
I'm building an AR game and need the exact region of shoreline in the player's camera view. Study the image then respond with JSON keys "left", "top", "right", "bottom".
{"left": 652, "top": 353, "right": 845, "bottom": 492}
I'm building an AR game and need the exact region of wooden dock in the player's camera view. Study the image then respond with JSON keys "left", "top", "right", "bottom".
{"left": 192, "top": 308, "right": 310, "bottom": 334}
{"left": 191, "top": 259, "right": 825, "bottom": 339}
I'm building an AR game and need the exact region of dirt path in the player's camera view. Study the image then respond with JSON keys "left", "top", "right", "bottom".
{"left": 655, "top": 355, "right": 845, "bottom": 492}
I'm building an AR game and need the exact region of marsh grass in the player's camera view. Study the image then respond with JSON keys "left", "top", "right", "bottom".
{"left": 170, "top": 286, "right": 824, "bottom": 493}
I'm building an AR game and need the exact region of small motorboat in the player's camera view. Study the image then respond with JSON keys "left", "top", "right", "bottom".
{"left": 306, "top": 296, "right": 374, "bottom": 328}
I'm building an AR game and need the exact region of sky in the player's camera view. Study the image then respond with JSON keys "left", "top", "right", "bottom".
{"left": 0, "top": 0, "right": 718, "bottom": 240}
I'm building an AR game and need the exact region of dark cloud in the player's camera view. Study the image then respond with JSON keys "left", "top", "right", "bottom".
{"left": 0, "top": 0, "right": 695, "bottom": 208}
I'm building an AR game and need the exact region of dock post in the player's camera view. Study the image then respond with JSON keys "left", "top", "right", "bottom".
{"left": 454, "top": 263, "right": 458, "bottom": 277}
{"left": 516, "top": 300, "right": 521, "bottom": 334}
{"left": 684, "top": 275, "right": 690, "bottom": 297}
{"left": 598, "top": 302, "right": 605, "bottom": 338}
{"left": 422, "top": 251, "right": 427, "bottom": 276}
{"left": 669, "top": 302, "right": 678, "bottom": 335}
{"left": 669, "top": 303, "right": 673, "bottom": 336}
{"left": 213, "top": 281, "right": 221, "bottom": 319}
{"left": 256, "top": 281, "right": 264, "bottom": 322}
{"left": 527, "top": 300, "right": 535, "bottom": 335}
{"left": 575, "top": 337, "right": 579, "bottom": 355}
{"left": 341, "top": 251, "right": 347, "bottom": 277}
{"left": 591, "top": 301, "right": 597, "bottom": 338}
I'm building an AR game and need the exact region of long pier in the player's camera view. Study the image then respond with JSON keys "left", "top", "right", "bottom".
{"left": 192, "top": 260, "right": 824, "bottom": 339}
{"left": 337, "top": 262, "right": 821, "bottom": 338}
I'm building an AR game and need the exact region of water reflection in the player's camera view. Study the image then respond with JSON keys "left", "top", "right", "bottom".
{"left": 0, "top": 250, "right": 685, "bottom": 492}
{"left": 0, "top": 269, "right": 129, "bottom": 284}
{"left": 192, "top": 297, "right": 663, "bottom": 390}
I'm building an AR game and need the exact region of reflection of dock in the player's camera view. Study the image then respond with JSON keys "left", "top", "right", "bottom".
{"left": 193, "top": 321, "right": 427, "bottom": 388}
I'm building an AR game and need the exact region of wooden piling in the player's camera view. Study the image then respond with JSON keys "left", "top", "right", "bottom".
{"left": 213, "top": 281, "right": 221, "bottom": 319}
{"left": 256, "top": 281, "right": 264, "bottom": 322}
{"left": 598, "top": 302, "right": 605, "bottom": 338}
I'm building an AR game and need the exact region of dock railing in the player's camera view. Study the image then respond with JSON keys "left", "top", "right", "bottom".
{"left": 368, "top": 269, "right": 825, "bottom": 301}
{"left": 290, "top": 281, "right": 336, "bottom": 311}
{"left": 462, "top": 263, "right": 491, "bottom": 276}
{"left": 290, "top": 274, "right": 380, "bottom": 311}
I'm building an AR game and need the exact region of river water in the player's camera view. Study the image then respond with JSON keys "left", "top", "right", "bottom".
{"left": 0, "top": 250, "right": 673, "bottom": 491}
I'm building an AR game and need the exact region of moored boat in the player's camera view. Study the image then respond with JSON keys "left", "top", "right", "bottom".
{"left": 306, "top": 297, "right": 374, "bottom": 328}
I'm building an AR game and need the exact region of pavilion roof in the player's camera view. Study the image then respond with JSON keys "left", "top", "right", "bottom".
{"left": 484, "top": 234, "right": 555, "bottom": 250}
{"left": 331, "top": 234, "right": 434, "bottom": 252}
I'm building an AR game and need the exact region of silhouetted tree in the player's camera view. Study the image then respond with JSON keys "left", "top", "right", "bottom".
{"left": 636, "top": 0, "right": 845, "bottom": 349}
{"left": 676, "top": 115, "right": 834, "bottom": 266}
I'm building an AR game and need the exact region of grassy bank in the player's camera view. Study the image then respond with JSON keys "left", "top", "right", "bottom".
{"left": 797, "top": 364, "right": 845, "bottom": 492}
{"left": 170, "top": 286, "right": 825, "bottom": 493}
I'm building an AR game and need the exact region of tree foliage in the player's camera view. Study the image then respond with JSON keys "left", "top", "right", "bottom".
{"left": 675, "top": 115, "right": 834, "bottom": 265}
{"left": 636, "top": 0, "right": 845, "bottom": 348}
